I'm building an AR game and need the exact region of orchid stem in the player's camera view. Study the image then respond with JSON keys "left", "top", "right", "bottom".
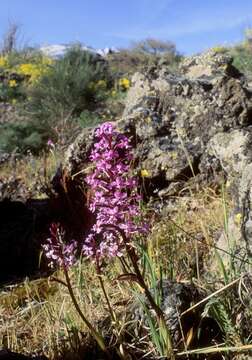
{"left": 62, "top": 264, "right": 108, "bottom": 354}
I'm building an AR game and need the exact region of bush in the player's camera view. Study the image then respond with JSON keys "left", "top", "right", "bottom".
{"left": 23, "top": 46, "right": 111, "bottom": 133}
{"left": 107, "top": 38, "right": 182, "bottom": 75}
{"left": 0, "top": 49, "right": 53, "bottom": 103}
{"left": 0, "top": 46, "right": 112, "bottom": 153}
{"left": 77, "top": 110, "right": 102, "bottom": 128}
{"left": 0, "top": 120, "right": 51, "bottom": 154}
{"left": 0, "top": 74, "right": 26, "bottom": 103}
{"left": 230, "top": 45, "right": 252, "bottom": 78}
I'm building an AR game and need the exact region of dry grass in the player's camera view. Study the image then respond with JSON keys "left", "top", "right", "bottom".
{"left": 0, "top": 259, "right": 134, "bottom": 359}
{"left": 0, "top": 151, "right": 63, "bottom": 198}
{"left": 148, "top": 186, "right": 228, "bottom": 282}
{"left": 0, "top": 150, "right": 62, "bottom": 196}
{"left": 0, "top": 185, "right": 232, "bottom": 359}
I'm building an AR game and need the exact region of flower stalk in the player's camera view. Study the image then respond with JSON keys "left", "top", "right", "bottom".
{"left": 43, "top": 122, "right": 174, "bottom": 358}
{"left": 62, "top": 263, "right": 107, "bottom": 352}
{"left": 84, "top": 122, "right": 174, "bottom": 358}
{"left": 43, "top": 223, "right": 107, "bottom": 354}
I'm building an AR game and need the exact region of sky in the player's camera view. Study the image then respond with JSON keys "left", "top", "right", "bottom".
{"left": 0, "top": 0, "right": 252, "bottom": 54}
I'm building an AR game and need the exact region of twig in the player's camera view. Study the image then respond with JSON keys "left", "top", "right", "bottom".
{"left": 181, "top": 277, "right": 241, "bottom": 317}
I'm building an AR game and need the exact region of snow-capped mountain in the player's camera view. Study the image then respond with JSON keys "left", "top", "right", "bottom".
{"left": 40, "top": 44, "right": 118, "bottom": 58}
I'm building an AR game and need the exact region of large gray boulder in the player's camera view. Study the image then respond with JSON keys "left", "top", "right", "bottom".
{"left": 129, "top": 280, "right": 203, "bottom": 346}
{"left": 117, "top": 50, "right": 252, "bottom": 196}
{"left": 64, "top": 49, "right": 252, "bottom": 267}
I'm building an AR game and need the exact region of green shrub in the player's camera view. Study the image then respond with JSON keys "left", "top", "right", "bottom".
{"left": 77, "top": 110, "right": 102, "bottom": 128}
{"left": 0, "top": 76, "right": 25, "bottom": 103}
{"left": 0, "top": 120, "right": 51, "bottom": 154}
{"left": 23, "top": 45, "right": 111, "bottom": 132}
{"left": 107, "top": 39, "right": 182, "bottom": 75}
{"left": 0, "top": 82, "right": 14, "bottom": 102}
{"left": 0, "top": 48, "right": 52, "bottom": 103}
{"left": 0, "top": 47, "right": 51, "bottom": 69}
{"left": 230, "top": 45, "right": 252, "bottom": 77}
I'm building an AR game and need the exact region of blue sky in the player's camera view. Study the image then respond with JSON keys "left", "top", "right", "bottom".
{"left": 0, "top": 0, "right": 252, "bottom": 54}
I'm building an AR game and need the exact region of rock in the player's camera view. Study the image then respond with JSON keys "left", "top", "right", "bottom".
{"left": 61, "top": 50, "right": 252, "bottom": 265}
{"left": 117, "top": 50, "right": 252, "bottom": 197}
{"left": 159, "top": 281, "right": 201, "bottom": 343}
{"left": 0, "top": 177, "right": 36, "bottom": 201}
{"left": 238, "top": 163, "right": 252, "bottom": 257}
{"left": 64, "top": 50, "right": 252, "bottom": 197}
{"left": 0, "top": 152, "right": 11, "bottom": 165}
{"left": 180, "top": 49, "right": 242, "bottom": 81}
{"left": 200, "top": 128, "right": 252, "bottom": 268}
{"left": 0, "top": 349, "right": 47, "bottom": 360}
{"left": 200, "top": 128, "right": 252, "bottom": 176}
{"left": 63, "top": 126, "right": 95, "bottom": 174}
{"left": 128, "top": 280, "right": 222, "bottom": 348}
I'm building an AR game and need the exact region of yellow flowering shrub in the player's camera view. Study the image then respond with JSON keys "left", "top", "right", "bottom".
{"left": 118, "top": 77, "right": 130, "bottom": 90}
{"left": 0, "top": 54, "right": 54, "bottom": 102}
{"left": 0, "top": 56, "right": 8, "bottom": 69}
{"left": 9, "top": 79, "right": 17, "bottom": 87}
{"left": 15, "top": 62, "right": 51, "bottom": 84}
{"left": 0, "top": 55, "right": 53, "bottom": 78}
